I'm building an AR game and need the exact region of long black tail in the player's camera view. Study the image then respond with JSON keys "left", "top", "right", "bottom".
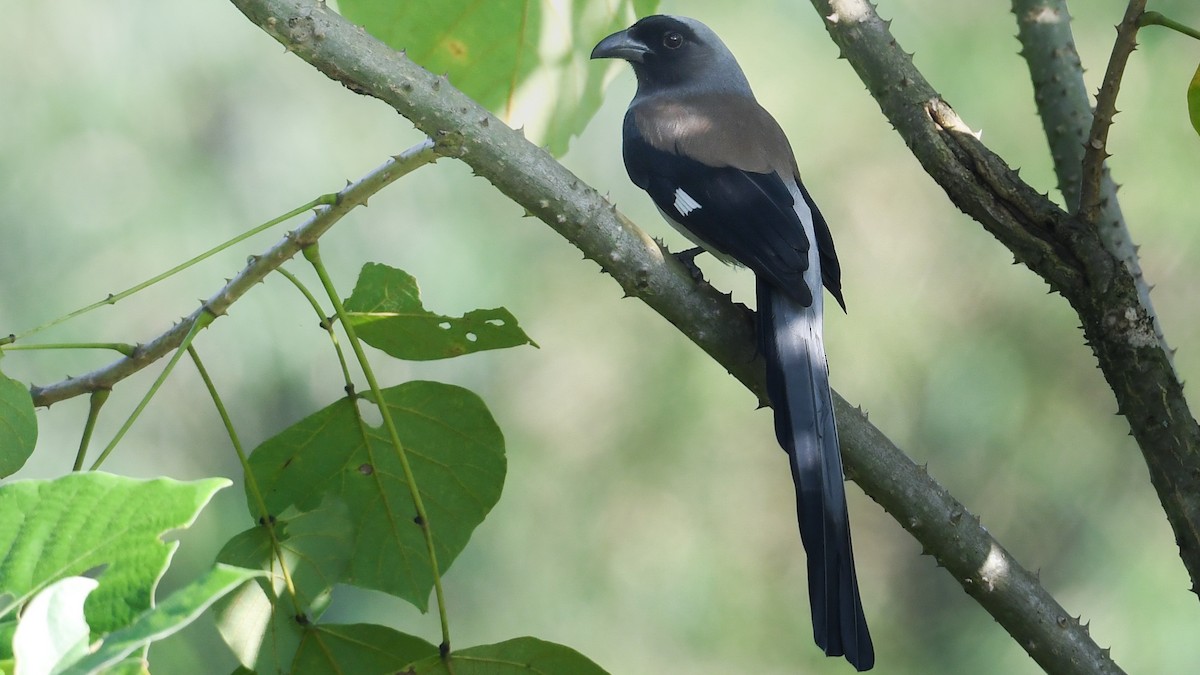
{"left": 757, "top": 280, "right": 874, "bottom": 671}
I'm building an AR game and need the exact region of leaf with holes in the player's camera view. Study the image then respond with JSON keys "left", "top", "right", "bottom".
{"left": 344, "top": 263, "right": 535, "bottom": 361}
{"left": 336, "top": 0, "right": 660, "bottom": 155}
{"left": 407, "top": 637, "right": 609, "bottom": 675}
{"left": 246, "top": 382, "right": 505, "bottom": 610}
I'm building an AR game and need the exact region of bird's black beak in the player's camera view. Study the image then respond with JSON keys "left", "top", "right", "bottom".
{"left": 591, "top": 29, "right": 649, "bottom": 62}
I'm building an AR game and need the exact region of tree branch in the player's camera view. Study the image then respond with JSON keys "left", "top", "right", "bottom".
{"left": 29, "top": 142, "right": 440, "bottom": 406}
{"left": 224, "top": 0, "right": 1122, "bottom": 670}
{"left": 1011, "top": 0, "right": 1091, "bottom": 211}
{"left": 1080, "top": 1, "right": 1146, "bottom": 223}
{"left": 1011, "top": 0, "right": 1172, "bottom": 369}
{"left": 810, "top": 0, "right": 1200, "bottom": 608}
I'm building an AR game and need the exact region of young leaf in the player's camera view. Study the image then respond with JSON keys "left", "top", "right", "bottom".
{"left": 1189, "top": 62, "right": 1200, "bottom": 137}
{"left": 335, "top": 0, "right": 660, "bottom": 156}
{"left": 11, "top": 576, "right": 97, "bottom": 675}
{"left": 215, "top": 498, "right": 355, "bottom": 669}
{"left": 344, "top": 263, "right": 535, "bottom": 361}
{"left": 0, "top": 369, "right": 37, "bottom": 477}
{"left": 56, "top": 564, "right": 262, "bottom": 675}
{"left": 406, "top": 637, "right": 609, "bottom": 675}
{"left": 215, "top": 503, "right": 436, "bottom": 673}
{"left": 0, "top": 474, "right": 229, "bottom": 633}
{"left": 246, "top": 382, "right": 505, "bottom": 610}
{"left": 219, "top": 497, "right": 353, "bottom": 613}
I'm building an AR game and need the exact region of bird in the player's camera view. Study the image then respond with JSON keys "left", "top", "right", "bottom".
{"left": 591, "top": 15, "right": 874, "bottom": 671}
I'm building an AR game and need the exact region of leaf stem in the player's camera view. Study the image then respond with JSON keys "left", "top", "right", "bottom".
{"left": 187, "top": 346, "right": 301, "bottom": 606}
{"left": 275, "top": 266, "right": 357, "bottom": 397}
{"left": 13, "top": 195, "right": 336, "bottom": 342}
{"left": 303, "top": 243, "right": 452, "bottom": 654}
{"left": 73, "top": 390, "right": 111, "bottom": 471}
{"left": 1140, "top": 11, "right": 1200, "bottom": 40}
{"left": 31, "top": 140, "right": 438, "bottom": 408}
{"left": 3, "top": 343, "right": 136, "bottom": 356}
{"left": 88, "top": 310, "right": 215, "bottom": 470}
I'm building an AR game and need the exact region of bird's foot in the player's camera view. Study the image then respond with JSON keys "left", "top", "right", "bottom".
{"left": 673, "top": 247, "right": 707, "bottom": 284}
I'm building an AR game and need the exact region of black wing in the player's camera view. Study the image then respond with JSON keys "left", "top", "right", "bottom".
{"left": 797, "top": 181, "right": 845, "bottom": 311}
{"left": 623, "top": 111, "right": 844, "bottom": 309}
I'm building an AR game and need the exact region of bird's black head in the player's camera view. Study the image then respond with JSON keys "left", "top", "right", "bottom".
{"left": 591, "top": 15, "right": 752, "bottom": 97}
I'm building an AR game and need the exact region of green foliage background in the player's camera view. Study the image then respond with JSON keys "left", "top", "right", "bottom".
{"left": 2, "top": 0, "right": 1199, "bottom": 673}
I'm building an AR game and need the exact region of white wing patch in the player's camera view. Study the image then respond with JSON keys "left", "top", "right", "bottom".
{"left": 673, "top": 188, "right": 702, "bottom": 216}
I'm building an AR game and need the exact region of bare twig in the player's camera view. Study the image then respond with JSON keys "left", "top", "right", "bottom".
{"left": 1079, "top": 0, "right": 1146, "bottom": 223}
{"left": 29, "top": 141, "right": 440, "bottom": 407}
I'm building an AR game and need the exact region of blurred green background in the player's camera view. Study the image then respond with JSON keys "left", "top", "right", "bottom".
{"left": 3, "top": 0, "right": 1199, "bottom": 673}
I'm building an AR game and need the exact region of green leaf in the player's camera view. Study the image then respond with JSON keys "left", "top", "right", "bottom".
{"left": 247, "top": 382, "right": 505, "bottom": 609}
{"left": 408, "top": 637, "right": 609, "bottom": 675}
{"left": 0, "top": 474, "right": 229, "bottom": 633}
{"left": 292, "top": 624, "right": 437, "bottom": 674}
{"left": 214, "top": 503, "right": 435, "bottom": 672}
{"left": 11, "top": 576, "right": 97, "bottom": 675}
{"left": 58, "top": 564, "right": 262, "bottom": 675}
{"left": 336, "top": 0, "right": 660, "bottom": 156}
{"left": 213, "top": 575, "right": 298, "bottom": 675}
{"left": 1189, "top": 62, "right": 1200, "bottom": 138}
{"left": 215, "top": 498, "right": 355, "bottom": 670}
{"left": 344, "top": 263, "right": 535, "bottom": 361}
{"left": 0, "top": 369, "right": 37, "bottom": 477}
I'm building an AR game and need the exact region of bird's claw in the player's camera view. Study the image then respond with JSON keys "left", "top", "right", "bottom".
{"left": 673, "top": 247, "right": 707, "bottom": 285}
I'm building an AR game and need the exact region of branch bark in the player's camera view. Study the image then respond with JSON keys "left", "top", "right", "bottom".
{"left": 222, "top": 0, "right": 1123, "bottom": 671}
{"left": 1011, "top": 0, "right": 1169, "bottom": 363}
{"left": 812, "top": 0, "right": 1200, "bottom": 603}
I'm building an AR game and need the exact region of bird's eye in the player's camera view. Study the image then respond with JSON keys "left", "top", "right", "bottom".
{"left": 662, "top": 31, "right": 684, "bottom": 49}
